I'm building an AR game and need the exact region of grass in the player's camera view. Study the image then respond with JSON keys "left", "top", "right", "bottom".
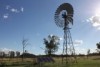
{"left": 0, "top": 56, "right": 100, "bottom": 67}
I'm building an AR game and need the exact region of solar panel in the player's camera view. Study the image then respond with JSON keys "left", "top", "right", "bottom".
{"left": 37, "top": 57, "right": 55, "bottom": 63}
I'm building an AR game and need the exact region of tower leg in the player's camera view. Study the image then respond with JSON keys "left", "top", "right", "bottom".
{"left": 62, "top": 28, "right": 77, "bottom": 64}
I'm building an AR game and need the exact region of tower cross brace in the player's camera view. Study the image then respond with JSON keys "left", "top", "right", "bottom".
{"left": 62, "top": 13, "right": 76, "bottom": 63}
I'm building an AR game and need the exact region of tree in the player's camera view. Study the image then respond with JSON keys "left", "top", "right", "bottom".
{"left": 22, "top": 38, "right": 29, "bottom": 61}
{"left": 44, "top": 35, "right": 60, "bottom": 56}
{"left": 87, "top": 49, "right": 90, "bottom": 55}
{"left": 0, "top": 51, "right": 5, "bottom": 58}
{"left": 9, "top": 51, "right": 15, "bottom": 58}
{"left": 16, "top": 51, "right": 20, "bottom": 57}
{"left": 87, "top": 49, "right": 90, "bottom": 58}
{"left": 96, "top": 42, "right": 100, "bottom": 53}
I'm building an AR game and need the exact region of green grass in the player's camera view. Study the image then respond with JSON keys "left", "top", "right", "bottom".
{"left": 35, "top": 56, "right": 100, "bottom": 67}
{"left": 0, "top": 56, "right": 100, "bottom": 67}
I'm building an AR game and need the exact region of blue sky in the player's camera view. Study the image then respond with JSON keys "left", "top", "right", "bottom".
{"left": 0, "top": 0, "right": 100, "bottom": 55}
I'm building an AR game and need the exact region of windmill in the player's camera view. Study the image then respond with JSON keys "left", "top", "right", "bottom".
{"left": 54, "top": 3, "right": 76, "bottom": 63}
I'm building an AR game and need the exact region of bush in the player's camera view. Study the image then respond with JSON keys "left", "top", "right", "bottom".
{"left": 0, "top": 62, "right": 6, "bottom": 67}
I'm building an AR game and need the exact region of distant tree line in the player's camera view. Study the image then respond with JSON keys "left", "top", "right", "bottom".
{"left": 0, "top": 51, "right": 20, "bottom": 58}
{"left": 86, "top": 42, "right": 100, "bottom": 56}
{"left": 0, "top": 50, "right": 36, "bottom": 58}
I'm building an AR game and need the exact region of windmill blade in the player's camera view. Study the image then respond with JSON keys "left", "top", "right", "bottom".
{"left": 54, "top": 3, "right": 74, "bottom": 28}
{"left": 67, "top": 17, "right": 73, "bottom": 25}
{"left": 55, "top": 15, "right": 64, "bottom": 28}
{"left": 55, "top": 19, "right": 64, "bottom": 28}
{"left": 55, "top": 3, "right": 74, "bottom": 17}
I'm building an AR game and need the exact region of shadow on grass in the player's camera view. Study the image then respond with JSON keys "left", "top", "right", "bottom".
{"left": 0, "top": 61, "right": 35, "bottom": 67}
{"left": 93, "top": 58, "right": 100, "bottom": 60}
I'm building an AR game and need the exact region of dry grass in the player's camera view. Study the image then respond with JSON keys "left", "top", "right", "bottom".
{"left": 0, "top": 56, "right": 100, "bottom": 67}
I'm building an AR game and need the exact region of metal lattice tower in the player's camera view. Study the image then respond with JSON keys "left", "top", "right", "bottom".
{"left": 62, "top": 12, "right": 76, "bottom": 63}
{"left": 54, "top": 3, "right": 76, "bottom": 63}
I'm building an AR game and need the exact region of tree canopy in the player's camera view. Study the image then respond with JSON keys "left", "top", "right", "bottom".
{"left": 44, "top": 35, "right": 60, "bottom": 56}
{"left": 96, "top": 42, "right": 100, "bottom": 49}
{"left": 96, "top": 42, "right": 100, "bottom": 53}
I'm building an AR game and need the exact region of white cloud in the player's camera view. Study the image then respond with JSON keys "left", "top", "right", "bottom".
{"left": 3, "top": 14, "right": 9, "bottom": 19}
{"left": 6, "top": 5, "right": 10, "bottom": 10}
{"left": 6, "top": 5, "right": 24, "bottom": 13}
{"left": 90, "top": 49, "right": 97, "bottom": 53}
{"left": 87, "top": 15, "right": 100, "bottom": 30}
{"left": 1, "top": 48, "right": 12, "bottom": 51}
{"left": 86, "top": 19, "right": 90, "bottom": 22}
{"left": 56, "top": 40, "right": 84, "bottom": 55}
{"left": 57, "top": 47, "right": 97, "bottom": 55}
{"left": 59, "top": 37, "right": 63, "bottom": 41}
{"left": 75, "top": 47, "right": 87, "bottom": 55}
{"left": 3, "top": 5, "right": 24, "bottom": 20}
{"left": 10, "top": 7, "right": 24, "bottom": 13}
{"left": 49, "top": 34, "right": 53, "bottom": 37}
{"left": 0, "top": 48, "right": 13, "bottom": 54}
{"left": 21, "top": 7, "right": 24, "bottom": 12}
{"left": 93, "top": 22, "right": 100, "bottom": 27}
{"left": 75, "top": 47, "right": 97, "bottom": 55}
{"left": 97, "top": 27, "right": 100, "bottom": 30}
{"left": 11, "top": 8, "right": 19, "bottom": 13}
{"left": 74, "top": 40, "right": 83, "bottom": 46}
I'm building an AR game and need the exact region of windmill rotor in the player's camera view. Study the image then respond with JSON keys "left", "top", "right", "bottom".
{"left": 54, "top": 3, "right": 74, "bottom": 29}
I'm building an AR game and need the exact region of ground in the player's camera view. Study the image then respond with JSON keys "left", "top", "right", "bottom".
{"left": 0, "top": 56, "right": 100, "bottom": 67}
